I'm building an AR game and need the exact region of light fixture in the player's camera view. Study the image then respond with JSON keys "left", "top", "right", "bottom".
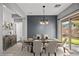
{"left": 54, "top": 4, "right": 61, "bottom": 8}
{"left": 45, "top": 20, "right": 48, "bottom": 24}
{"left": 40, "top": 6, "right": 48, "bottom": 25}
{"left": 40, "top": 20, "right": 43, "bottom": 24}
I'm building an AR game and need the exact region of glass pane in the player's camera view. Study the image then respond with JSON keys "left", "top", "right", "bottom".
{"left": 62, "top": 21, "right": 69, "bottom": 41}
{"left": 71, "top": 18, "right": 79, "bottom": 52}
{"left": 61, "top": 20, "right": 70, "bottom": 48}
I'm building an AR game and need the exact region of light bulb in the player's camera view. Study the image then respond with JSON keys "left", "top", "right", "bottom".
{"left": 40, "top": 22, "right": 43, "bottom": 24}
{"left": 45, "top": 21, "right": 48, "bottom": 24}
{"left": 45, "top": 20, "right": 48, "bottom": 24}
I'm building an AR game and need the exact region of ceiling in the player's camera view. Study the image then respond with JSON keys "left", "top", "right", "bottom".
{"left": 17, "top": 3, "right": 72, "bottom": 15}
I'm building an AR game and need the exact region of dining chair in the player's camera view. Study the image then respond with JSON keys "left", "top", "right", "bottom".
{"left": 44, "top": 34, "right": 49, "bottom": 40}
{"left": 57, "top": 38, "right": 68, "bottom": 53}
{"left": 36, "top": 34, "right": 42, "bottom": 40}
{"left": 33, "top": 40, "right": 43, "bottom": 56}
{"left": 21, "top": 37, "right": 32, "bottom": 52}
{"left": 27, "top": 38, "right": 33, "bottom": 41}
{"left": 21, "top": 39, "right": 26, "bottom": 50}
{"left": 46, "top": 40, "right": 58, "bottom": 56}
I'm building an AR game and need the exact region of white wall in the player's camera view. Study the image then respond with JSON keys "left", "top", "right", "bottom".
{"left": 22, "top": 16, "right": 27, "bottom": 38}
{"left": 57, "top": 20, "right": 62, "bottom": 41}
{"left": 0, "top": 4, "right": 3, "bottom": 53}
{"left": 0, "top": 4, "right": 25, "bottom": 53}
{"left": 0, "top": 4, "right": 15, "bottom": 53}
{"left": 3, "top": 5, "right": 15, "bottom": 35}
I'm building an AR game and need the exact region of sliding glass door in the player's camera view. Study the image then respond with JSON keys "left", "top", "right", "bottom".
{"left": 70, "top": 17, "right": 79, "bottom": 51}
{"left": 61, "top": 14, "right": 79, "bottom": 50}
{"left": 61, "top": 20, "right": 70, "bottom": 49}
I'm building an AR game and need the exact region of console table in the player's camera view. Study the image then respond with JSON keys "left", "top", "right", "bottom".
{"left": 3, "top": 35, "right": 17, "bottom": 51}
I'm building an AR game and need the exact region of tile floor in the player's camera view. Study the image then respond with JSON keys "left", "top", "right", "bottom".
{"left": 0, "top": 42, "right": 79, "bottom": 56}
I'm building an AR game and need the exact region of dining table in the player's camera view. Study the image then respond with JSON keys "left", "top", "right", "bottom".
{"left": 23, "top": 39, "right": 62, "bottom": 53}
{"left": 23, "top": 39, "right": 33, "bottom": 52}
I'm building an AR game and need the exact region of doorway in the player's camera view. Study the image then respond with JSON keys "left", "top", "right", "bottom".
{"left": 15, "top": 22, "right": 23, "bottom": 42}
{"left": 61, "top": 19, "right": 70, "bottom": 49}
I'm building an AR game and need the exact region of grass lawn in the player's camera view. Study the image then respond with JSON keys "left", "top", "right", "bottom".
{"left": 71, "top": 38, "right": 79, "bottom": 45}
{"left": 62, "top": 37, "right": 79, "bottom": 45}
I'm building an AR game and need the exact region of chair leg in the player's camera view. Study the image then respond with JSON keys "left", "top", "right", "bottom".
{"left": 30, "top": 46, "right": 33, "bottom": 52}
{"left": 21, "top": 45, "right": 23, "bottom": 51}
{"left": 40, "top": 53, "right": 42, "bottom": 56}
{"left": 63, "top": 47, "right": 66, "bottom": 53}
{"left": 48, "top": 53, "right": 50, "bottom": 56}
{"left": 54, "top": 52, "right": 56, "bottom": 56}
{"left": 33, "top": 53, "right": 35, "bottom": 56}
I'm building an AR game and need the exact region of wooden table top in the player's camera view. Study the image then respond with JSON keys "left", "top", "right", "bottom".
{"left": 23, "top": 39, "right": 62, "bottom": 43}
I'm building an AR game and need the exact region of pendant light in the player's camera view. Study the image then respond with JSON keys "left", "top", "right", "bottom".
{"left": 40, "top": 6, "right": 48, "bottom": 25}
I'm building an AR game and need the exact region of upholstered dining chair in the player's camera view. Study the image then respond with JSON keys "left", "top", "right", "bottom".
{"left": 21, "top": 39, "right": 27, "bottom": 51}
{"left": 36, "top": 34, "right": 42, "bottom": 40}
{"left": 57, "top": 38, "right": 68, "bottom": 53}
{"left": 21, "top": 37, "right": 32, "bottom": 52}
{"left": 33, "top": 40, "right": 43, "bottom": 56}
{"left": 44, "top": 34, "right": 49, "bottom": 40}
{"left": 46, "top": 41, "right": 58, "bottom": 56}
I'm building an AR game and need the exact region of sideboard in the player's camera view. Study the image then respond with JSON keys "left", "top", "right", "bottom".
{"left": 3, "top": 35, "right": 17, "bottom": 51}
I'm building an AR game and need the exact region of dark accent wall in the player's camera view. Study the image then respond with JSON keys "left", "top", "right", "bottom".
{"left": 27, "top": 15, "right": 57, "bottom": 39}
{"left": 58, "top": 3, "right": 79, "bottom": 19}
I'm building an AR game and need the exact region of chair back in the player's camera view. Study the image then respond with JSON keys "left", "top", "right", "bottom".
{"left": 62, "top": 38, "right": 68, "bottom": 45}
{"left": 46, "top": 41, "right": 57, "bottom": 53}
{"left": 27, "top": 38, "right": 33, "bottom": 41}
{"left": 36, "top": 34, "right": 41, "bottom": 40}
{"left": 44, "top": 34, "right": 49, "bottom": 40}
{"left": 33, "top": 40, "right": 42, "bottom": 54}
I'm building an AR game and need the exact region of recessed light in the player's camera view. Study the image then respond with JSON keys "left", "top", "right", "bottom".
{"left": 54, "top": 4, "right": 61, "bottom": 8}
{"left": 3, "top": 5, "right": 6, "bottom": 8}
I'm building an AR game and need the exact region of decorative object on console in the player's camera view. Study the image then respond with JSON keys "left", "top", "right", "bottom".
{"left": 3, "top": 22, "right": 13, "bottom": 30}
{"left": 2, "top": 21, "right": 14, "bottom": 35}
